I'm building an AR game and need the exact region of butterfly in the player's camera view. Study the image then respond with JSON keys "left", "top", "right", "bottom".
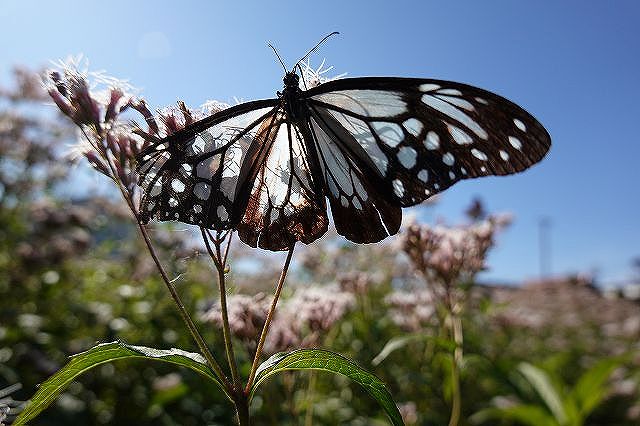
{"left": 136, "top": 33, "right": 551, "bottom": 251}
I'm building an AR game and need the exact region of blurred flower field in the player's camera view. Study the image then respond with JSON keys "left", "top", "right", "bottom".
{"left": 1, "top": 67, "right": 639, "bottom": 425}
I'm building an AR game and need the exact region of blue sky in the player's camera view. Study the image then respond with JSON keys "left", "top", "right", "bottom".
{"left": 1, "top": 1, "right": 639, "bottom": 285}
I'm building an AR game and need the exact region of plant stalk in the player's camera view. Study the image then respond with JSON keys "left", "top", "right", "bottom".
{"left": 447, "top": 299, "right": 463, "bottom": 426}
{"left": 137, "top": 222, "right": 231, "bottom": 391}
{"left": 201, "top": 228, "right": 241, "bottom": 388}
{"left": 245, "top": 245, "right": 295, "bottom": 393}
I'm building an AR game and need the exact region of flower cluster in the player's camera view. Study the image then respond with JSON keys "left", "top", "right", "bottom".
{"left": 44, "top": 58, "right": 146, "bottom": 203}
{"left": 299, "top": 59, "right": 346, "bottom": 89}
{"left": 44, "top": 58, "right": 229, "bottom": 216}
{"left": 385, "top": 290, "right": 435, "bottom": 332}
{"left": 401, "top": 213, "right": 512, "bottom": 286}
{"left": 202, "top": 284, "right": 355, "bottom": 355}
{"left": 202, "top": 293, "right": 270, "bottom": 342}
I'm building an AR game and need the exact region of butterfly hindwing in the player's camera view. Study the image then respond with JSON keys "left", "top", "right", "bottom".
{"left": 308, "top": 114, "right": 402, "bottom": 243}
{"left": 238, "top": 115, "right": 328, "bottom": 250}
{"left": 306, "top": 77, "right": 551, "bottom": 207}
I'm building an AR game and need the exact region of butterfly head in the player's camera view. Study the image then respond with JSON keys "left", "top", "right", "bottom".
{"left": 283, "top": 72, "right": 300, "bottom": 90}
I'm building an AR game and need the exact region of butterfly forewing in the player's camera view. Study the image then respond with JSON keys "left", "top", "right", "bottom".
{"left": 306, "top": 77, "right": 551, "bottom": 207}
{"left": 137, "top": 102, "right": 278, "bottom": 227}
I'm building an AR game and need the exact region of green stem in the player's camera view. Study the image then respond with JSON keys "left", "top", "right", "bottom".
{"left": 447, "top": 295, "right": 463, "bottom": 426}
{"left": 201, "top": 228, "right": 241, "bottom": 388}
{"left": 137, "top": 222, "right": 231, "bottom": 391}
{"left": 87, "top": 129, "right": 231, "bottom": 392}
{"left": 235, "top": 393, "right": 251, "bottom": 426}
{"left": 245, "top": 245, "right": 295, "bottom": 394}
{"left": 304, "top": 370, "right": 317, "bottom": 426}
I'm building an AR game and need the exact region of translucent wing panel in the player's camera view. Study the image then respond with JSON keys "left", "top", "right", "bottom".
{"left": 137, "top": 106, "right": 277, "bottom": 228}
{"left": 310, "top": 116, "right": 401, "bottom": 243}
{"left": 239, "top": 122, "right": 327, "bottom": 250}
{"left": 312, "top": 90, "right": 408, "bottom": 117}
{"left": 308, "top": 78, "right": 551, "bottom": 207}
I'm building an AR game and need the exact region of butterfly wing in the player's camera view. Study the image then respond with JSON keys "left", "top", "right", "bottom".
{"left": 137, "top": 99, "right": 328, "bottom": 251}
{"left": 137, "top": 100, "right": 279, "bottom": 228}
{"left": 307, "top": 114, "right": 402, "bottom": 243}
{"left": 305, "top": 77, "right": 551, "bottom": 209}
{"left": 237, "top": 113, "right": 328, "bottom": 250}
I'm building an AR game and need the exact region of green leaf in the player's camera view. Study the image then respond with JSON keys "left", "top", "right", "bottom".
{"left": 517, "top": 362, "right": 566, "bottom": 425}
{"left": 13, "top": 341, "right": 228, "bottom": 426}
{"left": 251, "top": 348, "right": 404, "bottom": 426}
{"left": 471, "top": 404, "right": 557, "bottom": 426}
{"left": 571, "top": 357, "right": 621, "bottom": 417}
{"left": 372, "top": 333, "right": 427, "bottom": 366}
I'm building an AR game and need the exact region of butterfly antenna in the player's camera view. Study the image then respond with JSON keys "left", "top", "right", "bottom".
{"left": 268, "top": 42, "right": 287, "bottom": 73}
{"left": 292, "top": 31, "right": 339, "bottom": 71}
{"left": 297, "top": 63, "right": 309, "bottom": 90}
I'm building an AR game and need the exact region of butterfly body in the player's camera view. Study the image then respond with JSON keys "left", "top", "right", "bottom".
{"left": 137, "top": 68, "right": 551, "bottom": 251}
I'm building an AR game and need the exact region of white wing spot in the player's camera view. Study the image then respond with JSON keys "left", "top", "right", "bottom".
{"left": 514, "top": 118, "right": 527, "bottom": 132}
{"left": 434, "top": 183, "right": 440, "bottom": 190}
{"left": 480, "top": 166, "right": 487, "bottom": 172}
{"left": 419, "top": 83, "right": 440, "bottom": 92}
{"left": 150, "top": 181, "right": 162, "bottom": 197}
{"left": 171, "top": 179, "right": 186, "bottom": 193}
{"left": 146, "top": 201, "right": 155, "bottom": 211}
{"left": 340, "top": 196, "right": 349, "bottom": 208}
{"left": 398, "top": 147, "right": 417, "bottom": 169}
{"left": 168, "top": 197, "right": 178, "bottom": 208}
{"left": 425, "top": 188, "right": 431, "bottom": 195}
{"left": 471, "top": 149, "right": 488, "bottom": 161}
{"left": 194, "top": 182, "right": 211, "bottom": 200}
{"left": 443, "top": 152, "right": 455, "bottom": 166}
{"left": 174, "top": 213, "right": 179, "bottom": 219}
{"left": 475, "top": 97, "right": 489, "bottom": 105}
{"left": 353, "top": 177, "right": 368, "bottom": 201}
{"left": 217, "top": 205, "right": 228, "bottom": 221}
{"left": 437, "top": 88, "right": 462, "bottom": 96}
{"left": 392, "top": 179, "right": 405, "bottom": 197}
{"left": 449, "top": 171, "right": 456, "bottom": 179}
{"left": 189, "top": 135, "right": 207, "bottom": 155}
{"left": 422, "top": 94, "right": 488, "bottom": 139}
{"left": 418, "top": 169, "right": 429, "bottom": 182}
{"left": 193, "top": 204, "right": 202, "bottom": 213}
{"left": 436, "top": 95, "right": 475, "bottom": 111}
{"left": 403, "top": 118, "right": 423, "bottom": 137}
{"left": 372, "top": 122, "right": 404, "bottom": 148}
{"left": 353, "top": 197, "right": 362, "bottom": 210}
{"left": 181, "top": 163, "right": 192, "bottom": 173}
{"left": 425, "top": 131, "right": 440, "bottom": 150}
{"left": 448, "top": 124, "right": 473, "bottom": 145}
{"left": 509, "top": 136, "right": 523, "bottom": 150}
{"left": 499, "top": 150, "right": 510, "bottom": 161}
{"left": 461, "top": 167, "right": 467, "bottom": 175}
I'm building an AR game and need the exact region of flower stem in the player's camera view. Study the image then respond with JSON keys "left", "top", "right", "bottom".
{"left": 447, "top": 296, "right": 463, "bottom": 426}
{"left": 137, "top": 222, "right": 231, "bottom": 391}
{"left": 245, "top": 245, "right": 295, "bottom": 394}
{"left": 85, "top": 127, "right": 230, "bottom": 392}
{"left": 235, "top": 393, "right": 251, "bottom": 426}
{"left": 201, "top": 229, "right": 241, "bottom": 388}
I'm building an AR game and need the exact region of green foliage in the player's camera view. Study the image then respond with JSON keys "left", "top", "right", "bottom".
{"left": 252, "top": 349, "right": 404, "bottom": 425}
{"left": 471, "top": 357, "right": 627, "bottom": 426}
{"left": 13, "top": 342, "right": 228, "bottom": 425}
